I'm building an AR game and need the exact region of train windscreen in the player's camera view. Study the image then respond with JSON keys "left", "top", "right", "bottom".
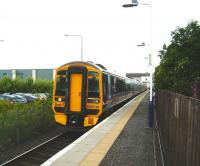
{"left": 55, "top": 72, "right": 68, "bottom": 96}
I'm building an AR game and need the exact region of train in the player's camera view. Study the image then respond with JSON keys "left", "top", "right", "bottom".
{"left": 52, "top": 61, "right": 146, "bottom": 128}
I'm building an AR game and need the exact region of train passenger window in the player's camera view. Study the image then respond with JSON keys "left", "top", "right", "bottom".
{"left": 122, "top": 80, "right": 126, "bottom": 92}
{"left": 111, "top": 76, "right": 115, "bottom": 94}
{"left": 103, "top": 74, "right": 109, "bottom": 102}
{"left": 55, "top": 74, "right": 68, "bottom": 96}
{"left": 88, "top": 75, "right": 99, "bottom": 98}
{"left": 126, "top": 83, "right": 131, "bottom": 91}
{"left": 116, "top": 78, "right": 125, "bottom": 93}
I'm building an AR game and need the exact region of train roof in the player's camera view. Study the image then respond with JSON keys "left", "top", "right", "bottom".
{"left": 60, "top": 61, "right": 139, "bottom": 81}
{"left": 60, "top": 61, "right": 106, "bottom": 71}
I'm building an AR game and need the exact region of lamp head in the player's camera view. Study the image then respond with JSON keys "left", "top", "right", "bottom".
{"left": 122, "top": 3, "right": 138, "bottom": 8}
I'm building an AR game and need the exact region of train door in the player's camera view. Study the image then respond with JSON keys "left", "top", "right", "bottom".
{"left": 67, "top": 66, "right": 87, "bottom": 116}
{"left": 70, "top": 74, "right": 82, "bottom": 112}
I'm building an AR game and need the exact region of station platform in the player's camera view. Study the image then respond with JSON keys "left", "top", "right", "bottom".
{"left": 41, "top": 91, "right": 155, "bottom": 166}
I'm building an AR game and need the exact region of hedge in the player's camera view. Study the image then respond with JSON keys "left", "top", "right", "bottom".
{"left": 0, "top": 99, "right": 56, "bottom": 150}
{"left": 0, "top": 77, "right": 53, "bottom": 94}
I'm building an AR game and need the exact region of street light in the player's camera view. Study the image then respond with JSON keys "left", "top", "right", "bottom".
{"left": 123, "top": 0, "right": 153, "bottom": 128}
{"left": 122, "top": 0, "right": 138, "bottom": 7}
{"left": 137, "top": 42, "right": 152, "bottom": 79}
{"left": 137, "top": 42, "right": 145, "bottom": 47}
{"left": 122, "top": 0, "right": 151, "bottom": 7}
{"left": 137, "top": 42, "right": 151, "bottom": 63}
{"left": 64, "top": 34, "right": 83, "bottom": 61}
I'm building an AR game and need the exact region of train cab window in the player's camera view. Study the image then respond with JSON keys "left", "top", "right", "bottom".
{"left": 57, "top": 70, "right": 67, "bottom": 75}
{"left": 88, "top": 71, "right": 99, "bottom": 77}
{"left": 88, "top": 72, "right": 99, "bottom": 98}
{"left": 55, "top": 71, "right": 68, "bottom": 96}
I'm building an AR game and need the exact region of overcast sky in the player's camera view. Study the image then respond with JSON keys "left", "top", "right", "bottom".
{"left": 0, "top": 0, "right": 200, "bottom": 75}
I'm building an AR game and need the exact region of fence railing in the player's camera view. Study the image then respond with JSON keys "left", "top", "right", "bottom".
{"left": 155, "top": 89, "right": 200, "bottom": 166}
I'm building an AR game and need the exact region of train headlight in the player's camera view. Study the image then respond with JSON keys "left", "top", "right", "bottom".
{"left": 55, "top": 97, "right": 65, "bottom": 102}
{"left": 87, "top": 98, "right": 99, "bottom": 103}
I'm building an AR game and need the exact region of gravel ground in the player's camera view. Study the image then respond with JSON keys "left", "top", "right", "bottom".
{"left": 0, "top": 125, "right": 64, "bottom": 164}
{"left": 100, "top": 94, "right": 155, "bottom": 166}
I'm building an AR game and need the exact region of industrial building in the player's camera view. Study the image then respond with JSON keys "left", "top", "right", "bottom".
{"left": 0, "top": 69, "right": 55, "bottom": 80}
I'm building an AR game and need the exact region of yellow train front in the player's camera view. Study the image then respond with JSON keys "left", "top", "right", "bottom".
{"left": 52, "top": 61, "right": 146, "bottom": 128}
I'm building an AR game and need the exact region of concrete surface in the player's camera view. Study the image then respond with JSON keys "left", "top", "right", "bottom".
{"left": 100, "top": 94, "right": 155, "bottom": 166}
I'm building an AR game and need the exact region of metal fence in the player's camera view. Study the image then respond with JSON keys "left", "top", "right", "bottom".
{"left": 155, "top": 89, "right": 200, "bottom": 166}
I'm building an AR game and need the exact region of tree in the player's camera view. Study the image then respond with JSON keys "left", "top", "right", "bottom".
{"left": 154, "top": 20, "right": 200, "bottom": 98}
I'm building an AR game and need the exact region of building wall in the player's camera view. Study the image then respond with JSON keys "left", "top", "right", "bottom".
{"left": 0, "top": 70, "right": 12, "bottom": 79}
{"left": 134, "top": 77, "right": 141, "bottom": 82}
{"left": 16, "top": 69, "right": 32, "bottom": 79}
{"left": 36, "top": 69, "right": 53, "bottom": 80}
{"left": 126, "top": 73, "right": 150, "bottom": 88}
{"left": 0, "top": 69, "right": 54, "bottom": 80}
{"left": 141, "top": 76, "right": 150, "bottom": 88}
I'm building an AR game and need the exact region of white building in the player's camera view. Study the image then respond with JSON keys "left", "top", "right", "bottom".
{"left": 126, "top": 73, "right": 150, "bottom": 88}
{"left": 0, "top": 69, "right": 56, "bottom": 80}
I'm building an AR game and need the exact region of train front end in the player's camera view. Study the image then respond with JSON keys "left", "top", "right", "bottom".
{"left": 52, "top": 61, "right": 103, "bottom": 128}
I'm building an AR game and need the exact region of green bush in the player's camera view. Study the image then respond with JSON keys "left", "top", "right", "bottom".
{"left": 0, "top": 77, "right": 13, "bottom": 93}
{"left": 33, "top": 79, "right": 53, "bottom": 94}
{"left": 0, "top": 77, "right": 53, "bottom": 94}
{"left": 0, "top": 99, "right": 56, "bottom": 149}
{"left": 0, "top": 77, "right": 55, "bottom": 151}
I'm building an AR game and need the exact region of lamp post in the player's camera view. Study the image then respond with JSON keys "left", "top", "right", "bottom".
{"left": 122, "top": 0, "right": 138, "bottom": 7}
{"left": 64, "top": 34, "right": 83, "bottom": 61}
{"left": 123, "top": 0, "right": 153, "bottom": 128}
{"left": 137, "top": 42, "right": 153, "bottom": 104}
{"left": 122, "top": 0, "right": 151, "bottom": 7}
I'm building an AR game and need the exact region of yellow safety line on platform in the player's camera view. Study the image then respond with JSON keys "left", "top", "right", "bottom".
{"left": 80, "top": 91, "right": 148, "bottom": 166}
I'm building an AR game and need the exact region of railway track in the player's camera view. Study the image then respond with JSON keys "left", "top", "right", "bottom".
{"left": 1, "top": 131, "right": 85, "bottom": 166}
